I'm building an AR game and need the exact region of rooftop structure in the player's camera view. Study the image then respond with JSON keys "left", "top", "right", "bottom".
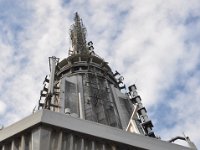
{"left": 0, "top": 12, "right": 197, "bottom": 150}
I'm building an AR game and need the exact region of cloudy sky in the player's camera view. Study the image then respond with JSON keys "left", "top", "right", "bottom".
{"left": 0, "top": 0, "right": 200, "bottom": 148}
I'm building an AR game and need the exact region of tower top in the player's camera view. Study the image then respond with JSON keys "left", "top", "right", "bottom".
{"left": 69, "top": 12, "right": 87, "bottom": 55}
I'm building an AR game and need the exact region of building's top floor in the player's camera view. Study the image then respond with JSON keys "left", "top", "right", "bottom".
{"left": 0, "top": 110, "right": 193, "bottom": 150}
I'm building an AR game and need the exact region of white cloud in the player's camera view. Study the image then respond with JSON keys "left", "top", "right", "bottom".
{"left": 0, "top": 0, "right": 200, "bottom": 148}
{"left": 0, "top": 101, "right": 6, "bottom": 115}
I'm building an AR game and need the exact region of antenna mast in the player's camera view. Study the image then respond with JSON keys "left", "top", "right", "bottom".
{"left": 70, "top": 12, "right": 87, "bottom": 55}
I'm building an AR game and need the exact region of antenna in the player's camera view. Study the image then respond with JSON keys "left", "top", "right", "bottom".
{"left": 69, "top": 12, "right": 87, "bottom": 55}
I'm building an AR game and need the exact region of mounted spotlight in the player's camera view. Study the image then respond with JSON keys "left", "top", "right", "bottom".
{"left": 119, "top": 84, "right": 126, "bottom": 90}
{"left": 117, "top": 76, "right": 124, "bottom": 84}
{"left": 43, "top": 75, "right": 49, "bottom": 84}
{"left": 88, "top": 41, "right": 93, "bottom": 46}
{"left": 89, "top": 46, "right": 94, "bottom": 51}
{"left": 114, "top": 71, "right": 120, "bottom": 76}
{"left": 128, "top": 84, "right": 137, "bottom": 91}
{"left": 42, "top": 84, "right": 48, "bottom": 92}
{"left": 40, "top": 90, "right": 47, "bottom": 97}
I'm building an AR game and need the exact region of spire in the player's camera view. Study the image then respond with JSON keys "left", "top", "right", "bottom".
{"left": 69, "top": 12, "right": 87, "bottom": 55}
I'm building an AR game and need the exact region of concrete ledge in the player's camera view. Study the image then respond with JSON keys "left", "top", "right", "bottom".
{"left": 0, "top": 110, "right": 191, "bottom": 150}
{"left": 0, "top": 110, "right": 43, "bottom": 141}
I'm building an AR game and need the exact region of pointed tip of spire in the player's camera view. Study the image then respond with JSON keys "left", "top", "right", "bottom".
{"left": 74, "top": 12, "right": 80, "bottom": 22}
{"left": 70, "top": 12, "right": 87, "bottom": 55}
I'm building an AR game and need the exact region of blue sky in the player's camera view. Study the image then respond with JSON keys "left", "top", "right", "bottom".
{"left": 0, "top": 0, "right": 200, "bottom": 148}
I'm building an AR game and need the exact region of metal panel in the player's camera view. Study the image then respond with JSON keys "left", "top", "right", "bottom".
{"left": 65, "top": 80, "right": 78, "bottom": 114}
{"left": 0, "top": 110, "right": 43, "bottom": 142}
{"left": 40, "top": 127, "right": 51, "bottom": 150}
{"left": 0, "top": 110, "right": 192, "bottom": 150}
{"left": 32, "top": 128, "right": 40, "bottom": 150}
